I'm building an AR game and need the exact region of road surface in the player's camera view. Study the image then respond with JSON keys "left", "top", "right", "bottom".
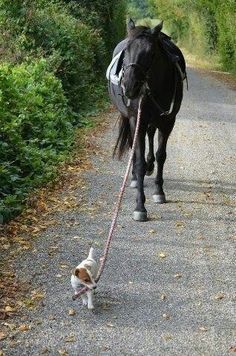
{"left": 1, "top": 67, "right": 236, "bottom": 355}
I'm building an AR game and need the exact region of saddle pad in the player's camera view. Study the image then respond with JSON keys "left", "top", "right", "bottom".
{"left": 106, "top": 50, "right": 124, "bottom": 85}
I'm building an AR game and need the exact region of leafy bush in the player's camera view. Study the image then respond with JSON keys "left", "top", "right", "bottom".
{"left": 0, "top": 59, "right": 74, "bottom": 222}
{"left": 216, "top": 1, "right": 236, "bottom": 72}
{"left": 0, "top": 0, "right": 107, "bottom": 114}
{"left": 64, "top": 0, "right": 126, "bottom": 54}
{"left": 0, "top": 0, "right": 127, "bottom": 222}
{"left": 148, "top": 0, "right": 236, "bottom": 72}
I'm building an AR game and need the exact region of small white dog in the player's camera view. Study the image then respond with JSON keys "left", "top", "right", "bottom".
{"left": 71, "top": 247, "right": 98, "bottom": 310}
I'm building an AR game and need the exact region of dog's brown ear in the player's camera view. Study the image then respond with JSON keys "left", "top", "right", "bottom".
{"left": 74, "top": 268, "right": 80, "bottom": 278}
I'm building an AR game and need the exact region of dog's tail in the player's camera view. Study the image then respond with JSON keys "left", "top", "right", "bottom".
{"left": 88, "top": 247, "right": 95, "bottom": 259}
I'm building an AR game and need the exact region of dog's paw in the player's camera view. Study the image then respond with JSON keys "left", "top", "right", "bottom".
{"left": 88, "top": 305, "right": 94, "bottom": 310}
{"left": 82, "top": 300, "right": 87, "bottom": 306}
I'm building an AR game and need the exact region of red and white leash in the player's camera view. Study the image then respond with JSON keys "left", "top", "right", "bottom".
{"left": 72, "top": 96, "right": 143, "bottom": 300}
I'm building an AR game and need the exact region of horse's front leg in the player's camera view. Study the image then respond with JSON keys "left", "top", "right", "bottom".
{"left": 153, "top": 127, "right": 173, "bottom": 204}
{"left": 130, "top": 152, "right": 138, "bottom": 188}
{"left": 146, "top": 125, "right": 156, "bottom": 176}
{"left": 130, "top": 117, "right": 148, "bottom": 221}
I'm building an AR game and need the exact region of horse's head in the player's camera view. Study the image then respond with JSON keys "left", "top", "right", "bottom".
{"left": 121, "top": 19, "right": 163, "bottom": 100}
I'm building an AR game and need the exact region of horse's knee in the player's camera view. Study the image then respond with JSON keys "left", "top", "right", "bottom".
{"left": 156, "top": 150, "right": 166, "bottom": 164}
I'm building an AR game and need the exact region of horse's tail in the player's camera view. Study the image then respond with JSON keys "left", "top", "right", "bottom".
{"left": 113, "top": 115, "right": 132, "bottom": 159}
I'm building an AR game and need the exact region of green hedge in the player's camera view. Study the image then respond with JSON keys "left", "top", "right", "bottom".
{"left": 0, "top": 1, "right": 107, "bottom": 113}
{"left": 64, "top": 0, "right": 126, "bottom": 54}
{"left": 0, "top": 59, "right": 74, "bottom": 223}
{"left": 148, "top": 0, "right": 236, "bottom": 73}
{"left": 0, "top": 0, "right": 127, "bottom": 222}
{"left": 216, "top": 1, "right": 236, "bottom": 71}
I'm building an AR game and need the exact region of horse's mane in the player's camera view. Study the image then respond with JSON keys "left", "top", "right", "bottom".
{"left": 127, "top": 26, "right": 151, "bottom": 40}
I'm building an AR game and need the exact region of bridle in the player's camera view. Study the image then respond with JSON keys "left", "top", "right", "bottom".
{"left": 121, "top": 47, "right": 179, "bottom": 118}
{"left": 123, "top": 62, "right": 148, "bottom": 80}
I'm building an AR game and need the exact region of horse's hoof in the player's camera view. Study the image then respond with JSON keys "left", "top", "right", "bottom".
{"left": 146, "top": 169, "right": 154, "bottom": 176}
{"left": 153, "top": 194, "right": 166, "bottom": 204}
{"left": 130, "top": 180, "right": 138, "bottom": 188}
{"left": 133, "top": 211, "right": 148, "bottom": 221}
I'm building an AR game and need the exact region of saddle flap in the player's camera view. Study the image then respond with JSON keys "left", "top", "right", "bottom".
{"left": 106, "top": 50, "right": 125, "bottom": 85}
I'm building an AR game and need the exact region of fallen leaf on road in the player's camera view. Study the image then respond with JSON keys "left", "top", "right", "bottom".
{"left": 0, "top": 332, "right": 7, "bottom": 341}
{"left": 48, "top": 315, "right": 56, "bottom": 320}
{"left": 4, "top": 306, "right": 15, "bottom": 313}
{"left": 174, "top": 273, "right": 182, "bottom": 279}
{"left": 106, "top": 323, "right": 115, "bottom": 328}
{"left": 149, "top": 229, "right": 156, "bottom": 234}
{"left": 199, "top": 326, "right": 208, "bottom": 332}
{"left": 3, "top": 322, "right": 16, "bottom": 331}
{"left": 58, "top": 349, "right": 68, "bottom": 356}
{"left": 162, "top": 313, "right": 170, "bottom": 320}
{"left": 65, "top": 335, "right": 76, "bottom": 343}
{"left": 214, "top": 292, "right": 224, "bottom": 300}
{"left": 159, "top": 252, "right": 167, "bottom": 258}
{"left": 229, "top": 346, "right": 236, "bottom": 352}
{"left": 31, "top": 290, "right": 45, "bottom": 300}
{"left": 41, "top": 347, "right": 50, "bottom": 354}
{"left": 18, "top": 324, "right": 30, "bottom": 332}
{"left": 60, "top": 264, "right": 69, "bottom": 269}
{"left": 161, "top": 333, "right": 173, "bottom": 341}
{"left": 160, "top": 293, "right": 167, "bottom": 300}
{"left": 175, "top": 221, "right": 185, "bottom": 228}
{"left": 101, "top": 303, "right": 110, "bottom": 310}
{"left": 68, "top": 309, "right": 76, "bottom": 316}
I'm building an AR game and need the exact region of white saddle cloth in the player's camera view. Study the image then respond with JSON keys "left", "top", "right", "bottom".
{"left": 106, "top": 50, "right": 123, "bottom": 86}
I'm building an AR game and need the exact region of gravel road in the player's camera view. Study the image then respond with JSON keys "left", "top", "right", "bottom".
{"left": 1, "top": 67, "right": 236, "bottom": 355}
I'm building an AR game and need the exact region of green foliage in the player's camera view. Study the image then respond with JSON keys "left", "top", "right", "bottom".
{"left": 64, "top": 0, "right": 126, "bottom": 55}
{"left": 0, "top": 0, "right": 107, "bottom": 113}
{"left": 0, "top": 0, "right": 127, "bottom": 222}
{"left": 128, "top": 0, "right": 151, "bottom": 20}
{"left": 0, "top": 59, "right": 74, "bottom": 222}
{"left": 148, "top": 0, "right": 236, "bottom": 72}
{"left": 216, "top": 1, "right": 236, "bottom": 72}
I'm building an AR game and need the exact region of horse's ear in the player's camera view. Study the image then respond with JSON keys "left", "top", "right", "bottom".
{"left": 127, "top": 18, "right": 135, "bottom": 32}
{"left": 152, "top": 21, "right": 163, "bottom": 36}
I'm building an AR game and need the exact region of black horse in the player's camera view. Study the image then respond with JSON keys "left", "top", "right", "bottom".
{"left": 107, "top": 19, "right": 187, "bottom": 221}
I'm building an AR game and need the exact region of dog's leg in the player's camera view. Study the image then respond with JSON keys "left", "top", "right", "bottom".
{"left": 87, "top": 290, "right": 94, "bottom": 310}
{"left": 81, "top": 294, "right": 87, "bottom": 306}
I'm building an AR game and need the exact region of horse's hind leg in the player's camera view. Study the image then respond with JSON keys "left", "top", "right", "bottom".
{"left": 146, "top": 125, "right": 156, "bottom": 176}
{"left": 153, "top": 126, "right": 173, "bottom": 204}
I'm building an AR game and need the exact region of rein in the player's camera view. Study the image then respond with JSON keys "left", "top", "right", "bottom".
{"left": 145, "top": 64, "right": 179, "bottom": 118}
{"left": 122, "top": 50, "right": 180, "bottom": 118}
{"left": 72, "top": 96, "right": 144, "bottom": 301}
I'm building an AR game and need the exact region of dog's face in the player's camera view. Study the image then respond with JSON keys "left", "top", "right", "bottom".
{"left": 74, "top": 267, "right": 97, "bottom": 290}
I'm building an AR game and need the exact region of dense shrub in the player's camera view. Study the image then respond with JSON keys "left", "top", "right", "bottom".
{"left": 0, "top": 0, "right": 127, "bottom": 222}
{"left": 0, "top": 0, "right": 107, "bottom": 113}
{"left": 64, "top": 0, "right": 126, "bottom": 55}
{"left": 216, "top": 1, "right": 236, "bottom": 71}
{"left": 0, "top": 59, "right": 74, "bottom": 222}
{"left": 147, "top": 0, "right": 236, "bottom": 72}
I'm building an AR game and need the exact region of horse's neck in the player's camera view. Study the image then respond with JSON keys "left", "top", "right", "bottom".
{"left": 148, "top": 53, "right": 174, "bottom": 105}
